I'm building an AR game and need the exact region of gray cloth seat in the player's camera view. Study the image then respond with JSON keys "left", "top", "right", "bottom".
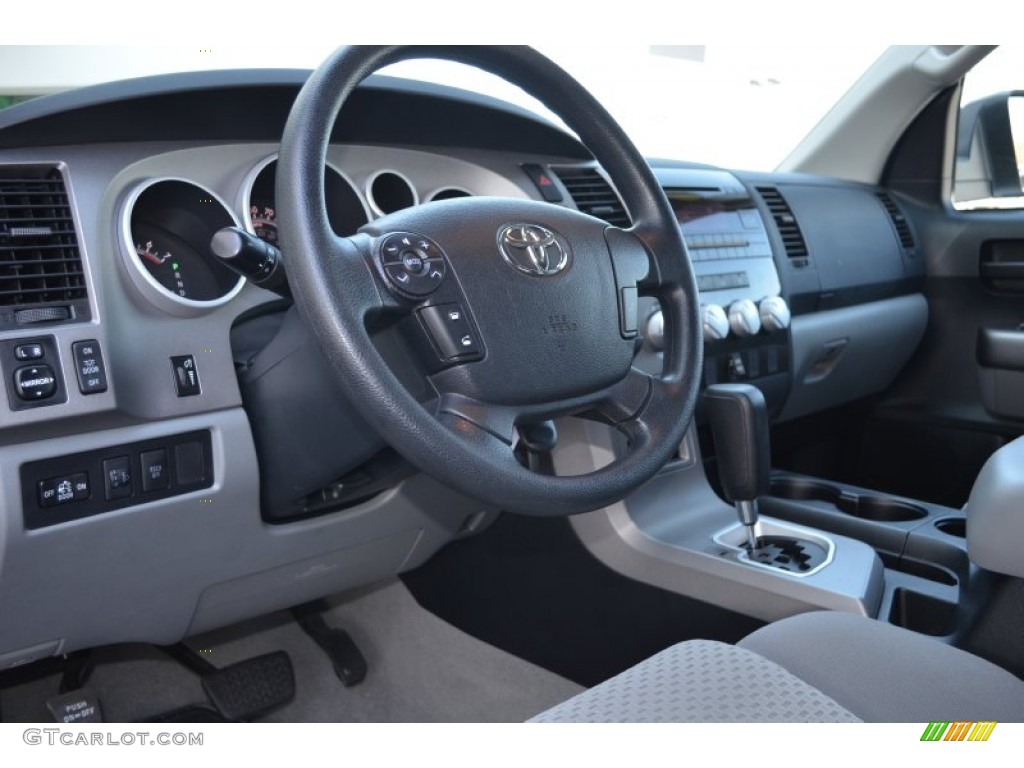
{"left": 531, "top": 611, "right": 1024, "bottom": 723}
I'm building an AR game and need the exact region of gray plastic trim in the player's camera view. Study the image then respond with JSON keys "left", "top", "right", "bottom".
{"left": 364, "top": 168, "right": 419, "bottom": 217}
{"left": 779, "top": 46, "right": 993, "bottom": 183}
{"left": 0, "top": 408, "right": 493, "bottom": 665}
{"left": 966, "top": 435, "right": 1024, "bottom": 579}
{"left": 780, "top": 294, "right": 928, "bottom": 422}
{"left": 555, "top": 418, "right": 884, "bottom": 623}
{"left": 425, "top": 185, "right": 474, "bottom": 202}
{"left": 713, "top": 519, "right": 836, "bottom": 578}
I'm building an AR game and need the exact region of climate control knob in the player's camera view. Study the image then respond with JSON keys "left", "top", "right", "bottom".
{"left": 645, "top": 310, "right": 665, "bottom": 350}
{"left": 759, "top": 296, "right": 791, "bottom": 332}
{"left": 702, "top": 304, "right": 730, "bottom": 342}
{"left": 728, "top": 299, "right": 761, "bottom": 337}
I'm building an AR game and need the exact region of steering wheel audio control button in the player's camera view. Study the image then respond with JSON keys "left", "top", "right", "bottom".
{"left": 401, "top": 252, "right": 426, "bottom": 274}
{"left": 379, "top": 233, "right": 447, "bottom": 297}
{"left": 384, "top": 258, "right": 446, "bottom": 297}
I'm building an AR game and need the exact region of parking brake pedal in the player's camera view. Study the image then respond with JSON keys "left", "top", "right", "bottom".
{"left": 292, "top": 602, "right": 367, "bottom": 687}
{"left": 202, "top": 651, "right": 295, "bottom": 722}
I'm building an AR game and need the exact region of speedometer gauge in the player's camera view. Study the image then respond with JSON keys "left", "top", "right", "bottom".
{"left": 249, "top": 203, "right": 278, "bottom": 245}
{"left": 242, "top": 156, "right": 369, "bottom": 244}
{"left": 120, "top": 178, "right": 245, "bottom": 316}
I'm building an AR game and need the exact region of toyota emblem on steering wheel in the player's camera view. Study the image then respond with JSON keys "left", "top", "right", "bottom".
{"left": 498, "top": 224, "right": 569, "bottom": 276}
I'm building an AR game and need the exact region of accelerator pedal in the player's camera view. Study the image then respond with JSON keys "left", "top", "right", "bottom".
{"left": 201, "top": 651, "right": 295, "bottom": 721}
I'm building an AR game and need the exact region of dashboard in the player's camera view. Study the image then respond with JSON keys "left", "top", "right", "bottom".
{"left": 0, "top": 69, "right": 928, "bottom": 669}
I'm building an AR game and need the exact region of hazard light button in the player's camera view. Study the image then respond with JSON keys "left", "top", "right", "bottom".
{"left": 521, "top": 163, "right": 563, "bottom": 202}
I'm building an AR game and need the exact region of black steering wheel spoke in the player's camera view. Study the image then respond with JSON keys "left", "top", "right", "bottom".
{"left": 434, "top": 392, "right": 519, "bottom": 447}
{"left": 588, "top": 366, "right": 656, "bottom": 425}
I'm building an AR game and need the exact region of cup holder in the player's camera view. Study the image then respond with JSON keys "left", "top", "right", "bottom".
{"left": 839, "top": 496, "right": 927, "bottom": 522}
{"left": 770, "top": 477, "right": 927, "bottom": 522}
{"left": 935, "top": 518, "right": 966, "bottom": 538}
{"left": 768, "top": 478, "right": 841, "bottom": 505}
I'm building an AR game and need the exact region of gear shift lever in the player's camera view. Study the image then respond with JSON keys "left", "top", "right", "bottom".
{"left": 704, "top": 383, "right": 771, "bottom": 552}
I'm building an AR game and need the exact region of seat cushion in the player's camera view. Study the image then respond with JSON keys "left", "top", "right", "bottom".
{"left": 529, "top": 639, "right": 860, "bottom": 722}
{"left": 739, "top": 611, "right": 1024, "bottom": 722}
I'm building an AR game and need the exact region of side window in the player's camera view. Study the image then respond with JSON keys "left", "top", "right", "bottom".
{"left": 953, "top": 47, "right": 1024, "bottom": 210}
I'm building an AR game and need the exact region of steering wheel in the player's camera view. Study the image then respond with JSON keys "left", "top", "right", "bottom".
{"left": 276, "top": 46, "right": 702, "bottom": 516}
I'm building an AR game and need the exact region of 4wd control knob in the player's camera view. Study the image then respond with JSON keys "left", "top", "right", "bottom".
{"left": 702, "top": 304, "right": 730, "bottom": 342}
{"left": 759, "top": 296, "right": 791, "bottom": 332}
{"left": 727, "top": 299, "right": 761, "bottom": 337}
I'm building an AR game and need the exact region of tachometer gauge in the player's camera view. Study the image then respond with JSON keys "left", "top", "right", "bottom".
{"left": 120, "top": 178, "right": 245, "bottom": 316}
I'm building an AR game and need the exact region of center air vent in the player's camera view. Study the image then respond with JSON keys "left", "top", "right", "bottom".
{"left": 756, "top": 186, "right": 809, "bottom": 267}
{"left": 0, "top": 165, "right": 89, "bottom": 328}
{"left": 554, "top": 166, "right": 631, "bottom": 227}
{"left": 877, "top": 192, "right": 916, "bottom": 251}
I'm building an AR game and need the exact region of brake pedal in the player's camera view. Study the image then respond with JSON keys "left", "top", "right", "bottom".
{"left": 201, "top": 651, "right": 295, "bottom": 722}
{"left": 292, "top": 602, "right": 367, "bottom": 687}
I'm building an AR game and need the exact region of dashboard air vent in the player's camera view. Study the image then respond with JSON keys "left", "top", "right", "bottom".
{"left": 876, "top": 192, "right": 915, "bottom": 251}
{"left": 0, "top": 166, "right": 88, "bottom": 321}
{"left": 554, "top": 166, "right": 631, "bottom": 227}
{"left": 756, "top": 186, "right": 809, "bottom": 267}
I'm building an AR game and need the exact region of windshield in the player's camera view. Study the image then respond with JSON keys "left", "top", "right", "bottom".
{"left": 0, "top": 45, "right": 886, "bottom": 171}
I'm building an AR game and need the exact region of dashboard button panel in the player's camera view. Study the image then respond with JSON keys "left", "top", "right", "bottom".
{"left": 140, "top": 448, "right": 169, "bottom": 492}
{"left": 174, "top": 442, "right": 205, "bottom": 486}
{"left": 71, "top": 340, "right": 108, "bottom": 394}
{"left": 170, "top": 355, "right": 201, "bottom": 397}
{"left": 14, "top": 343, "right": 44, "bottom": 361}
{"left": 102, "top": 455, "right": 133, "bottom": 500}
{"left": 1, "top": 336, "right": 67, "bottom": 411}
{"left": 14, "top": 364, "right": 57, "bottom": 401}
{"left": 37, "top": 472, "right": 90, "bottom": 508}
{"left": 21, "top": 430, "right": 214, "bottom": 530}
{"left": 521, "top": 163, "right": 564, "bottom": 202}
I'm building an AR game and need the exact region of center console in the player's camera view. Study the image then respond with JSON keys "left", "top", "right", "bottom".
{"left": 762, "top": 476, "right": 970, "bottom": 638}
{"left": 555, "top": 166, "right": 975, "bottom": 642}
{"left": 635, "top": 168, "right": 791, "bottom": 415}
